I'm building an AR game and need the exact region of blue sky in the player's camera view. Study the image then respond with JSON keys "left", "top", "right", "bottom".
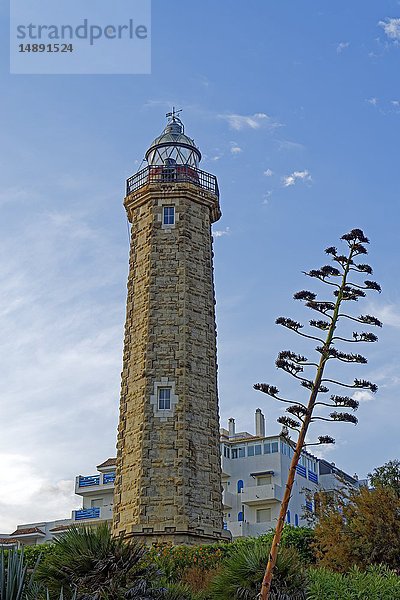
{"left": 1, "top": 1, "right": 400, "bottom": 531}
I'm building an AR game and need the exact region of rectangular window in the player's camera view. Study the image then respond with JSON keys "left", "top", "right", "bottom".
{"left": 238, "top": 448, "right": 245, "bottom": 458}
{"left": 257, "top": 475, "right": 272, "bottom": 486}
{"left": 232, "top": 448, "right": 238, "bottom": 459}
{"left": 163, "top": 206, "right": 175, "bottom": 225}
{"left": 264, "top": 443, "right": 271, "bottom": 454}
{"left": 158, "top": 387, "right": 171, "bottom": 410}
{"left": 249, "top": 445, "right": 262, "bottom": 457}
{"left": 271, "top": 442, "right": 278, "bottom": 453}
{"left": 256, "top": 508, "right": 272, "bottom": 523}
{"left": 91, "top": 498, "right": 103, "bottom": 507}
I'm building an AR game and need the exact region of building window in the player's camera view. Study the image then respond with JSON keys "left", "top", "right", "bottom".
{"left": 238, "top": 448, "right": 245, "bottom": 458}
{"left": 295, "top": 514, "right": 299, "bottom": 527}
{"left": 237, "top": 480, "right": 244, "bottom": 493}
{"left": 158, "top": 387, "right": 171, "bottom": 410}
{"left": 163, "top": 206, "right": 175, "bottom": 225}
{"left": 287, "top": 510, "right": 291, "bottom": 524}
{"left": 249, "top": 444, "right": 262, "bottom": 456}
{"left": 256, "top": 508, "right": 271, "bottom": 523}
{"left": 271, "top": 442, "right": 278, "bottom": 453}
{"left": 232, "top": 448, "right": 238, "bottom": 459}
{"left": 257, "top": 475, "right": 272, "bottom": 486}
{"left": 223, "top": 445, "right": 230, "bottom": 458}
{"left": 238, "top": 511, "right": 244, "bottom": 522}
{"left": 264, "top": 443, "right": 271, "bottom": 454}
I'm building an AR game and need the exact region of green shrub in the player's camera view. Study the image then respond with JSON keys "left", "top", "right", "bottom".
{"left": 149, "top": 543, "right": 228, "bottom": 583}
{"left": 0, "top": 547, "right": 68, "bottom": 600}
{"left": 209, "top": 540, "right": 306, "bottom": 600}
{"left": 36, "top": 522, "right": 157, "bottom": 599}
{"left": 306, "top": 565, "right": 400, "bottom": 600}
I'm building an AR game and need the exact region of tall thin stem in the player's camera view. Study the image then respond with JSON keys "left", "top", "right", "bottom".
{"left": 260, "top": 243, "right": 356, "bottom": 600}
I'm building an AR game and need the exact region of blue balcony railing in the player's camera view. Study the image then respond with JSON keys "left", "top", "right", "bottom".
{"left": 296, "top": 464, "right": 307, "bottom": 478}
{"left": 308, "top": 470, "right": 318, "bottom": 484}
{"left": 78, "top": 475, "right": 100, "bottom": 487}
{"left": 74, "top": 507, "right": 100, "bottom": 521}
{"left": 103, "top": 472, "right": 116, "bottom": 485}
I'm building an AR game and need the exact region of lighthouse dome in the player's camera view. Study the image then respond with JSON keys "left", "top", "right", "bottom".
{"left": 145, "top": 116, "right": 201, "bottom": 168}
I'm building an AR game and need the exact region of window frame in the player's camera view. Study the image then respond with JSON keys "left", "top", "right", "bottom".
{"left": 162, "top": 205, "right": 175, "bottom": 226}
{"left": 157, "top": 387, "right": 171, "bottom": 410}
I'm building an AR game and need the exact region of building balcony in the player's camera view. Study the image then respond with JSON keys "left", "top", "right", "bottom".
{"left": 126, "top": 165, "right": 219, "bottom": 198}
{"left": 222, "top": 490, "right": 236, "bottom": 509}
{"left": 227, "top": 521, "right": 275, "bottom": 538}
{"left": 72, "top": 505, "right": 112, "bottom": 522}
{"left": 75, "top": 472, "right": 115, "bottom": 495}
{"left": 241, "top": 484, "right": 283, "bottom": 506}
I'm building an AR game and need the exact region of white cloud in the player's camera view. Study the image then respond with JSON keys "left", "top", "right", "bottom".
{"left": 373, "top": 304, "right": 400, "bottom": 327}
{"left": 366, "top": 97, "right": 378, "bottom": 106}
{"left": 379, "top": 17, "right": 400, "bottom": 40}
{"left": 391, "top": 100, "right": 400, "bottom": 107}
{"left": 353, "top": 390, "right": 374, "bottom": 403}
{"left": 277, "top": 139, "right": 305, "bottom": 151}
{"left": 262, "top": 191, "right": 273, "bottom": 205}
{"left": 263, "top": 169, "right": 274, "bottom": 177}
{"left": 0, "top": 196, "right": 123, "bottom": 532}
{"left": 337, "top": 41, "right": 350, "bottom": 54}
{"left": 282, "top": 170, "right": 312, "bottom": 187}
{"left": 219, "top": 112, "right": 280, "bottom": 131}
{"left": 230, "top": 142, "right": 242, "bottom": 154}
{"left": 213, "top": 227, "right": 230, "bottom": 238}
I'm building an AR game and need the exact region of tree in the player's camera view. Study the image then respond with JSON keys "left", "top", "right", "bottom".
{"left": 253, "top": 229, "right": 381, "bottom": 600}
{"left": 369, "top": 459, "right": 400, "bottom": 496}
{"left": 314, "top": 484, "right": 400, "bottom": 571}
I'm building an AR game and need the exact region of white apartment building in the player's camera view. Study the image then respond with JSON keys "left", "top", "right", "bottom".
{"left": 1, "top": 458, "right": 115, "bottom": 547}
{"left": 220, "top": 409, "right": 358, "bottom": 538}
{"left": 2, "top": 410, "right": 358, "bottom": 546}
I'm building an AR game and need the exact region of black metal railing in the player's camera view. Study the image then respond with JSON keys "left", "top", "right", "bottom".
{"left": 126, "top": 165, "right": 219, "bottom": 197}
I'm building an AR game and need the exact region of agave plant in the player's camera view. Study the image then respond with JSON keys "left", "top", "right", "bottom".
{"left": 210, "top": 540, "right": 306, "bottom": 600}
{"left": 0, "top": 547, "right": 70, "bottom": 600}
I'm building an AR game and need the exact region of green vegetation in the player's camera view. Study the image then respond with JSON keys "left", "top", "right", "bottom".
{"left": 2, "top": 513, "right": 400, "bottom": 600}
{"left": 209, "top": 541, "right": 306, "bottom": 600}
{"left": 306, "top": 565, "right": 400, "bottom": 600}
{"left": 314, "top": 484, "right": 400, "bottom": 572}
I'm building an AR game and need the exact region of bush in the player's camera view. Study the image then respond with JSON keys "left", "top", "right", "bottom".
{"left": 149, "top": 543, "right": 228, "bottom": 584}
{"left": 306, "top": 565, "right": 400, "bottom": 600}
{"left": 36, "top": 522, "right": 157, "bottom": 599}
{"left": 209, "top": 540, "right": 307, "bottom": 600}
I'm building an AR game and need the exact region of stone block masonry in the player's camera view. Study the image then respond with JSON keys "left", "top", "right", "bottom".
{"left": 113, "top": 181, "right": 230, "bottom": 544}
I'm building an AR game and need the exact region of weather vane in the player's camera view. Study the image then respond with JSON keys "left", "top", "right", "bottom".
{"left": 166, "top": 106, "right": 183, "bottom": 122}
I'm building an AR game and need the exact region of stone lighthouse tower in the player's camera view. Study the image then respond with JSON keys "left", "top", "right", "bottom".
{"left": 113, "top": 112, "right": 228, "bottom": 544}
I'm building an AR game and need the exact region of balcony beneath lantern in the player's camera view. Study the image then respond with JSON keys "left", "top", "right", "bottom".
{"left": 126, "top": 164, "right": 219, "bottom": 198}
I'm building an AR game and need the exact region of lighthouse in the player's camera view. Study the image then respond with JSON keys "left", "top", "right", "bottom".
{"left": 113, "top": 111, "right": 229, "bottom": 544}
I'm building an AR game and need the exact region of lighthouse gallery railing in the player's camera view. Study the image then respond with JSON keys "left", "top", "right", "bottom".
{"left": 126, "top": 165, "right": 219, "bottom": 197}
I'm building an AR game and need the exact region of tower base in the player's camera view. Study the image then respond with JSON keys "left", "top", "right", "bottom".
{"left": 117, "top": 523, "right": 232, "bottom": 546}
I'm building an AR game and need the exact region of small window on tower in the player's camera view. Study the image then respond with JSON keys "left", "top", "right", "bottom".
{"left": 163, "top": 206, "right": 175, "bottom": 225}
{"left": 158, "top": 387, "right": 171, "bottom": 410}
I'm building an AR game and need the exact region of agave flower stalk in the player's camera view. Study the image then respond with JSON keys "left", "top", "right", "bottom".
{"left": 255, "top": 229, "right": 381, "bottom": 600}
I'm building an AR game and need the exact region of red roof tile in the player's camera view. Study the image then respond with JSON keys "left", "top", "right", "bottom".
{"left": 96, "top": 458, "right": 116, "bottom": 469}
{"left": 10, "top": 527, "right": 45, "bottom": 537}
